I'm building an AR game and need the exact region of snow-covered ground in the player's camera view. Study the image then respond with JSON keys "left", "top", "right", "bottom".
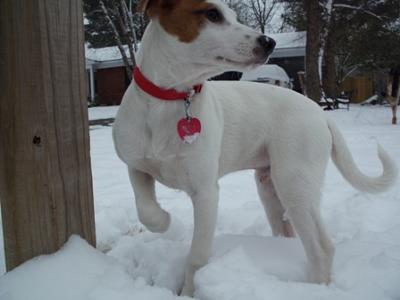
{"left": 88, "top": 105, "right": 119, "bottom": 120}
{"left": 1, "top": 104, "right": 399, "bottom": 300}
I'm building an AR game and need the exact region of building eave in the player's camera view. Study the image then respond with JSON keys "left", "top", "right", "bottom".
{"left": 270, "top": 47, "right": 305, "bottom": 59}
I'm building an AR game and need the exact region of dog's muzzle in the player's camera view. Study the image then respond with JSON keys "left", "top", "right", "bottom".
{"left": 254, "top": 35, "right": 276, "bottom": 58}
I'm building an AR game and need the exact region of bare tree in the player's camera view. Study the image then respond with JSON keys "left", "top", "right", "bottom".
{"left": 222, "top": 0, "right": 252, "bottom": 26}
{"left": 118, "top": 0, "right": 137, "bottom": 66}
{"left": 124, "top": 0, "right": 139, "bottom": 51}
{"left": 248, "top": 0, "right": 278, "bottom": 33}
{"left": 322, "top": 0, "right": 397, "bottom": 100}
{"left": 100, "top": 0, "right": 133, "bottom": 79}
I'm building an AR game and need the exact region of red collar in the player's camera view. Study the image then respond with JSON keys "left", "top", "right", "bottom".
{"left": 133, "top": 67, "right": 203, "bottom": 101}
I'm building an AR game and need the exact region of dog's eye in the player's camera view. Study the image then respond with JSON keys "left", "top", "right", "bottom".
{"left": 205, "top": 9, "right": 222, "bottom": 23}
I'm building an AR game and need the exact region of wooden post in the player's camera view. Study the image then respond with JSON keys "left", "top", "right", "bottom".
{"left": 0, "top": 0, "right": 96, "bottom": 271}
{"left": 297, "top": 71, "right": 306, "bottom": 95}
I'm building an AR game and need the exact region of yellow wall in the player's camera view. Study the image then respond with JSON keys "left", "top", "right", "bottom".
{"left": 339, "top": 76, "right": 374, "bottom": 103}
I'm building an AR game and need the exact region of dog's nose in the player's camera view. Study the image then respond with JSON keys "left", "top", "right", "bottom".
{"left": 256, "top": 35, "right": 276, "bottom": 56}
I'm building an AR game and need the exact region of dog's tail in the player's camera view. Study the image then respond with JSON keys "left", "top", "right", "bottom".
{"left": 327, "top": 119, "right": 398, "bottom": 193}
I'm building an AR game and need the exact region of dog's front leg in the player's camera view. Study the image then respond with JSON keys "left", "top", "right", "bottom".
{"left": 181, "top": 185, "right": 219, "bottom": 296}
{"left": 129, "top": 169, "right": 171, "bottom": 233}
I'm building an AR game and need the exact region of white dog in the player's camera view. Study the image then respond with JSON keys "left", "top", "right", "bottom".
{"left": 113, "top": 0, "right": 398, "bottom": 296}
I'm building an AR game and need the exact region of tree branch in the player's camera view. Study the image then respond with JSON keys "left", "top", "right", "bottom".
{"left": 99, "top": 0, "right": 132, "bottom": 79}
{"left": 333, "top": 3, "right": 385, "bottom": 21}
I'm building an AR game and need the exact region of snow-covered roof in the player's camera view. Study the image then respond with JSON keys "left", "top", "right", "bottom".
{"left": 268, "top": 31, "right": 306, "bottom": 49}
{"left": 85, "top": 44, "right": 137, "bottom": 69}
{"left": 268, "top": 31, "right": 306, "bottom": 58}
{"left": 240, "top": 64, "right": 290, "bottom": 83}
{"left": 85, "top": 58, "right": 96, "bottom": 66}
{"left": 85, "top": 44, "right": 133, "bottom": 62}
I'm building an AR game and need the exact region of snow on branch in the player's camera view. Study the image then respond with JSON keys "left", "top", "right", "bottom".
{"left": 333, "top": 4, "right": 385, "bottom": 21}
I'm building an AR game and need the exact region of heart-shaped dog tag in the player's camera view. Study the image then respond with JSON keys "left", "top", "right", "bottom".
{"left": 177, "top": 117, "right": 201, "bottom": 144}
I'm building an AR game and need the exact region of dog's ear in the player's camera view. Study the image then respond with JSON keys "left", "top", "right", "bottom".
{"left": 137, "top": 0, "right": 176, "bottom": 16}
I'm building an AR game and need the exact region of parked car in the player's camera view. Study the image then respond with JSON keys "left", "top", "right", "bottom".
{"left": 240, "top": 64, "right": 292, "bottom": 89}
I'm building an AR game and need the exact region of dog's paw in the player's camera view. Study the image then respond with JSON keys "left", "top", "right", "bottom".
{"left": 180, "top": 282, "right": 194, "bottom": 297}
{"left": 306, "top": 266, "right": 331, "bottom": 285}
{"left": 144, "top": 210, "right": 171, "bottom": 233}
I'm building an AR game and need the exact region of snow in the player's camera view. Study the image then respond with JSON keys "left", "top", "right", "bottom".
{"left": 0, "top": 235, "right": 190, "bottom": 300}
{"left": 1, "top": 104, "right": 400, "bottom": 300}
{"left": 88, "top": 105, "right": 119, "bottom": 120}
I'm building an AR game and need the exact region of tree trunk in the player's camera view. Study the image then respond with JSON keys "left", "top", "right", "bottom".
{"left": 322, "top": 8, "right": 337, "bottom": 99}
{"left": 304, "top": 0, "right": 322, "bottom": 102}
{"left": 0, "top": 0, "right": 96, "bottom": 271}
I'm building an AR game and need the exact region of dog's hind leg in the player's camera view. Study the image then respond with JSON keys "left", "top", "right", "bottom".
{"left": 255, "top": 168, "right": 295, "bottom": 237}
{"left": 129, "top": 169, "right": 170, "bottom": 233}
{"left": 271, "top": 164, "right": 334, "bottom": 284}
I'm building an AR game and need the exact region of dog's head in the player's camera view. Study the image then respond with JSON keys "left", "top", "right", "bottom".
{"left": 138, "top": 0, "right": 276, "bottom": 74}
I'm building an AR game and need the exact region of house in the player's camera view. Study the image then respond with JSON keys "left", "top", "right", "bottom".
{"left": 85, "top": 45, "right": 132, "bottom": 105}
{"left": 85, "top": 31, "right": 373, "bottom": 105}
{"left": 268, "top": 31, "right": 306, "bottom": 93}
{"left": 85, "top": 32, "right": 309, "bottom": 105}
{"left": 85, "top": 37, "right": 305, "bottom": 105}
{"left": 85, "top": 34, "right": 307, "bottom": 105}
{"left": 267, "top": 31, "right": 374, "bottom": 102}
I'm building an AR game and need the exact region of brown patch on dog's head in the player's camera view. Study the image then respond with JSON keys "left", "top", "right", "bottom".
{"left": 138, "top": 0, "right": 221, "bottom": 43}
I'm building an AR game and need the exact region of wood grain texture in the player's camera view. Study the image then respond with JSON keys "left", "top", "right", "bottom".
{"left": 0, "top": 0, "right": 96, "bottom": 271}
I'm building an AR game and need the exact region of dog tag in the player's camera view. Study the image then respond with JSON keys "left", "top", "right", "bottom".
{"left": 177, "top": 117, "right": 201, "bottom": 144}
